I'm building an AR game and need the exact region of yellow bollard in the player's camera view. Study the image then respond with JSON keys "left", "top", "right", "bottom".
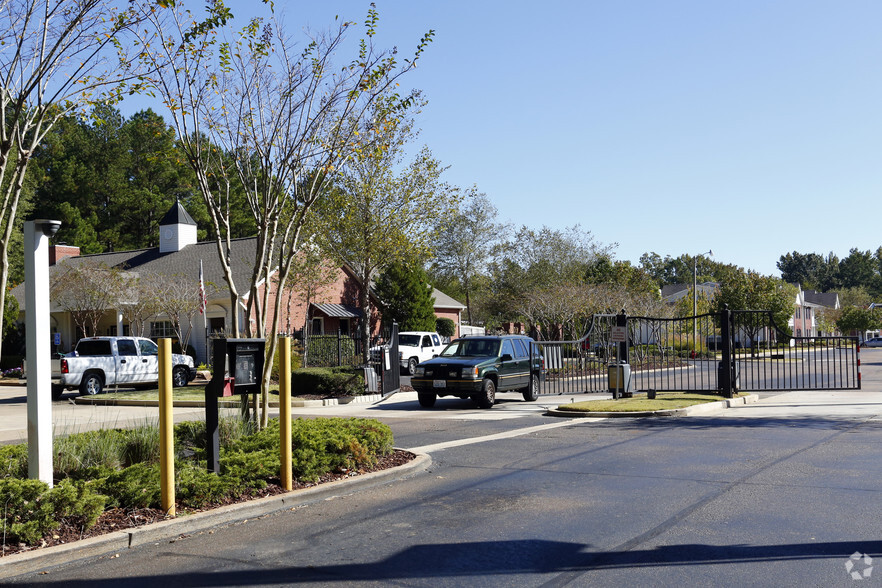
{"left": 158, "top": 338, "right": 175, "bottom": 516}
{"left": 279, "top": 337, "right": 292, "bottom": 491}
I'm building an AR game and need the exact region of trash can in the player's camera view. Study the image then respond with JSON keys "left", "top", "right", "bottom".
{"left": 608, "top": 363, "right": 631, "bottom": 399}
{"left": 363, "top": 366, "right": 379, "bottom": 393}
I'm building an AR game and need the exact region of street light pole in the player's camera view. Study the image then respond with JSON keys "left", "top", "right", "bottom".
{"left": 25, "top": 219, "right": 61, "bottom": 486}
{"left": 693, "top": 249, "right": 714, "bottom": 355}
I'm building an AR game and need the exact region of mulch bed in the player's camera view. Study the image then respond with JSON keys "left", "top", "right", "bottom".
{"left": 1, "top": 449, "right": 415, "bottom": 558}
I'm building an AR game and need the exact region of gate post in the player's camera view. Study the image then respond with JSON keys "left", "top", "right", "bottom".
{"left": 719, "top": 305, "right": 734, "bottom": 398}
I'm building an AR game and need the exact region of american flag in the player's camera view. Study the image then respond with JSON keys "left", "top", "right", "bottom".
{"left": 198, "top": 259, "right": 207, "bottom": 315}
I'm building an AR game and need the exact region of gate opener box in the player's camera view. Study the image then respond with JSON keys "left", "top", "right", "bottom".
{"left": 208, "top": 338, "right": 265, "bottom": 396}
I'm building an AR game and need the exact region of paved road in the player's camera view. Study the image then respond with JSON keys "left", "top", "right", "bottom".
{"left": 5, "top": 351, "right": 882, "bottom": 586}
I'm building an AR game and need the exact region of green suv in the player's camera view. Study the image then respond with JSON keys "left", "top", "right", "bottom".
{"left": 411, "top": 335, "right": 545, "bottom": 408}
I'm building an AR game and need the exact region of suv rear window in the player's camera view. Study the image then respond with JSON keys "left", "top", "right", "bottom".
{"left": 75, "top": 340, "right": 112, "bottom": 356}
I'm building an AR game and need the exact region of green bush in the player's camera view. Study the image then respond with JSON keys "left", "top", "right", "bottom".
{"left": 2, "top": 416, "right": 395, "bottom": 546}
{"left": 0, "top": 479, "right": 105, "bottom": 544}
{"left": 0, "top": 444, "right": 28, "bottom": 479}
{"left": 292, "top": 367, "right": 364, "bottom": 397}
{"left": 436, "top": 318, "right": 456, "bottom": 338}
{"left": 97, "top": 462, "right": 161, "bottom": 509}
{"left": 175, "top": 462, "right": 236, "bottom": 508}
{"left": 271, "top": 340, "right": 303, "bottom": 382}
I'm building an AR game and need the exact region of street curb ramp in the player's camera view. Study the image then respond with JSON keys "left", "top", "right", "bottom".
{"left": 0, "top": 451, "right": 431, "bottom": 579}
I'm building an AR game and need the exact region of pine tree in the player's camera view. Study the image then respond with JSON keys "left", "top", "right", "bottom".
{"left": 375, "top": 262, "right": 436, "bottom": 332}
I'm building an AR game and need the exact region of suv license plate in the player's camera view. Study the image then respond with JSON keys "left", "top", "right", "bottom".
{"left": 433, "top": 379, "right": 446, "bottom": 388}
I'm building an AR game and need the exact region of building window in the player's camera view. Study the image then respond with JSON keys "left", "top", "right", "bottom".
{"left": 150, "top": 321, "right": 175, "bottom": 338}
{"left": 795, "top": 307, "right": 801, "bottom": 319}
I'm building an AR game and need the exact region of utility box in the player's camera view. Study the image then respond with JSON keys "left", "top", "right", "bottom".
{"left": 608, "top": 363, "right": 631, "bottom": 399}
{"left": 717, "top": 361, "right": 740, "bottom": 392}
{"left": 208, "top": 338, "right": 265, "bottom": 397}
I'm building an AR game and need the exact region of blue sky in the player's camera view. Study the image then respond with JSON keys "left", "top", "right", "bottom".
{"left": 120, "top": 1, "right": 882, "bottom": 277}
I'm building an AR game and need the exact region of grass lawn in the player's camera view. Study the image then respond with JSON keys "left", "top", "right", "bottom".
{"left": 94, "top": 383, "right": 283, "bottom": 402}
{"left": 557, "top": 392, "right": 742, "bottom": 413}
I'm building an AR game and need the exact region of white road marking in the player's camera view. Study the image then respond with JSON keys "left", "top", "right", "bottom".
{"left": 410, "top": 418, "right": 605, "bottom": 453}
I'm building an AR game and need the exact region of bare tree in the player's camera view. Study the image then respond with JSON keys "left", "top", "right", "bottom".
{"left": 135, "top": 2, "right": 433, "bottom": 426}
{"left": 0, "top": 0, "right": 150, "bottom": 358}
{"left": 119, "top": 272, "right": 162, "bottom": 337}
{"left": 430, "top": 188, "right": 503, "bottom": 325}
{"left": 154, "top": 273, "right": 202, "bottom": 353}
{"left": 50, "top": 260, "right": 124, "bottom": 338}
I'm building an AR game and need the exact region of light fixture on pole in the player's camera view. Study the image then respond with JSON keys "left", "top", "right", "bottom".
{"left": 693, "top": 249, "right": 714, "bottom": 354}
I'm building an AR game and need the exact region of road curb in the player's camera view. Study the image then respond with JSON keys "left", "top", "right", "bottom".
{"left": 72, "top": 393, "right": 386, "bottom": 408}
{"left": 545, "top": 393, "right": 759, "bottom": 418}
{"left": 0, "top": 451, "right": 431, "bottom": 579}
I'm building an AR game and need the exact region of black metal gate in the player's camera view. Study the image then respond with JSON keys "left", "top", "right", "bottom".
{"left": 535, "top": 308, "right": 860, "bottom": 397}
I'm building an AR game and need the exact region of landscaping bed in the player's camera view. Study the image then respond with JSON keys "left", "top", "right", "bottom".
{"left": 0, "top": 417, "right": 413, "bottom": 557}
{"left": 556, "top": 392, "right": 746, "bottom": 413}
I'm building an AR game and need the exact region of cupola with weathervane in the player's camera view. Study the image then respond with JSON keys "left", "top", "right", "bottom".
{"left": 158, "top": 200, "right": 197, "bottom": 253}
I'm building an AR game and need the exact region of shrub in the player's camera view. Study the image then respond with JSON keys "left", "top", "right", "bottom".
{"left": 436, "top": 318, "right": 456, "bottom": 338}
{"left": 0, "top": 444, "right": 27, "bottom": 479}
{"left": 292, "top": 367, "right": 364, "bottom": 397}
{"left": 97, "top": 462, "right": 161, "bottom": 509}
{"left": 0, "top": 479, "right": 105, "bottom": 545}
{"left": 271, "top": 340, "right": 303, "bottom": 382}
{"left": 175, "top": 462, "right": 236, "bottom": 508}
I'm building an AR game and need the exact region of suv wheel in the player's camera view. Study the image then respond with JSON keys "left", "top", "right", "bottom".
{"left": 522, "top": 374, "right": 539, "bottom": 402}
{"left": 408, "top": 357, "right": 419, "bottom": 375}
{"left": 473, "top": 378, "right": 495, "bottom": 409}
{"left": 417, "top": 392, "right": 436, "bottom": 408}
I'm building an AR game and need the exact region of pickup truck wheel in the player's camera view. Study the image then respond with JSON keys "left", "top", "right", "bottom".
{"left": 79, "top": 372, "right": 104, "bottom": 396}
{"left": 51, "top": 384, "right": 64, "bottom": 401}
{"left": 407, "top": 357, "right": 419, "bottom": 375}
{"left": 172, "top": 366, "right": 189, "bottom": 388}
{"left": 473, "top": 378, "right": 496, "bottom": 409}
{"left": 522, "top": 374, "right": 540, "bottom": 402}
{"left": 417, "top": 392, "right": 436, "bottom": 408}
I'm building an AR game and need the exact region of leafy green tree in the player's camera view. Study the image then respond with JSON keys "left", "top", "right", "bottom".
{"left": 839, "top": 248, "right": 880, "bottom": 292}
{"left": 639, "top": 252, "right": 736, "bottom": 286}
{"left": 777, "top": 251, "right": 828, "bottom": 289}
{"left": 31, "top": 107, "right": 217, "bottom": 252}
{"left": 428, "top": 188, "right": 503, "bottom": 325}
{"left": 585, "top": 256, "right": 659, "bottom": 296}
{"left": 836, "top": 306, "right": 882, "bottom": 340}
{"left": 713, "top": 270, "right": 797, "bottom": 349}
{"left": 375, "top": 262, "right": 436, "bottom": 332}
{"left": 317, "top": 98, "right": 454, "bottom": 362}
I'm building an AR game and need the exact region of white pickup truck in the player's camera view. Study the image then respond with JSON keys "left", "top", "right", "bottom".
{"left": 51, "top": 336, "right": 196, "bottom": 399}
{"left": 398, "top": 331, "right": 444, "bottom": 374}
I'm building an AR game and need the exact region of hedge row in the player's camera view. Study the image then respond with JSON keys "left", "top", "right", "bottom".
{"left": 0, "top": 417, "right": 393, "bottom": 546}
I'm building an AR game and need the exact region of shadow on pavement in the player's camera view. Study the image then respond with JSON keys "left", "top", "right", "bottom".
{"left": 10, "top": 539, "right": 880, "bottom": 586}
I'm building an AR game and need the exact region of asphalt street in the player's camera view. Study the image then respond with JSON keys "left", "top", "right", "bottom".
{"left": 4, "top": 351, "right": 882, "bottom": 586}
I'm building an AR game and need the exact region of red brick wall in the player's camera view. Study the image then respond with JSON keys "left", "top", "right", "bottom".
{"left": 49, "top": 245, "right": 80, "bottom": 265}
